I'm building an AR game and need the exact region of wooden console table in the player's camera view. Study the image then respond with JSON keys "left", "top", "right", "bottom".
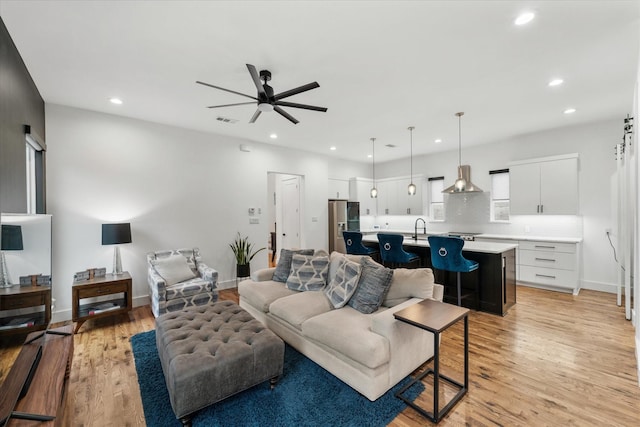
{"left": 0, "top": 286, "right": 51, "bottom": 336}
{"left": 0, "top": 324, "right": 74, "bottom": 426}
{"left": 72, "top": 272, "right": 132, "bottom": 333}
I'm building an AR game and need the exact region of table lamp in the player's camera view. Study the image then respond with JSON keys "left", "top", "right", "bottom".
{"left": 0, "top": 225, "right": 24, "bottom": 288}
{"left": 102, "top": 223, "right": 131, "bottom": 275}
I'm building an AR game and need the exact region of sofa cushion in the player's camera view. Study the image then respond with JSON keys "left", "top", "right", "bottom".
{"left": 151, "top": 255, "right": 197, "bottom": 286}
{"left": 273, "top": 249, "right": 315, "bottom": 282}
{"left": 301, "top": 306, "right": 390, "bottom": 369}
{"left": 165, "top": 277, "right": 211, "bottom": 300}
{"left": 348, "top": 257, "right": 394, "bottom": 314}
{"left": 286, "top": 254, "right": 329, "bottom": 291}
{"left": 382, "top": 268, "right": 435, "bottom": 307}
{"left": 324, "top": 257, "right": 362, "bottom": 308}
{"left": 269, "top": 292, "right": 333, "bottom": 330}
{"left": 237, "top": 280, "right": 297, "bottom": 313}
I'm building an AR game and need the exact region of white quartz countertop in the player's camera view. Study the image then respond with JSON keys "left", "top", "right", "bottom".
{"left": 359, "top": 229, "right": 582, "bottom": 244}
{"left": 361, "top": 235, "right": 519, "bottom": 254}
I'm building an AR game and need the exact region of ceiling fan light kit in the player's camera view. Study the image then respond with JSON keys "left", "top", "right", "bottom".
{"left": 197, "top": 64, "right": 327, "bottom": 124}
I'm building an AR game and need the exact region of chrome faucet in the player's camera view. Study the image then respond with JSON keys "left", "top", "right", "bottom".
{"left": 413, "top": 218, "right": 427, "bottom": 240}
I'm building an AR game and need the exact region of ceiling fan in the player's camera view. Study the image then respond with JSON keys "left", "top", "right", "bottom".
{"left": 197, "top": 64, "right": 327, "bottom": 125}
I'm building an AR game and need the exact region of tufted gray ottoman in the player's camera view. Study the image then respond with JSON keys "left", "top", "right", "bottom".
{"left": 155, "top": 300, "right": 284, "bottom": 426}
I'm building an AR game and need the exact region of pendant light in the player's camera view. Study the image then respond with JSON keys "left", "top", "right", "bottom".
{"left": 442, "top": 111, "right": 483, "bottom": 193}
{"left": 407, "top": 126, "right": 416, "bottom": 195}
{"left": 370, "top": 137, "right": 378, "bottom": 198}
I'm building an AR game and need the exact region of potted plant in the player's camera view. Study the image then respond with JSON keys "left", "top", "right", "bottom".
{"left": 229, "top": 233, "right": 266, "bottom": 278}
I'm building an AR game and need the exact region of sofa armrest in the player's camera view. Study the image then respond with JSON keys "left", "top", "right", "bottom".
{"left": 148, "top": 267, "right": 167, "bottom": 300}
{"left": 432, "top": 283, "right": 444, "bottom": 302}
{"left": 197, "top": 262, "right": 219, "bottom": 290}
{"left": 370, "top": 298, "right": 436, "bottom": 382}
{"left": 251, "top": 267, "right": 276, "bottom": 282}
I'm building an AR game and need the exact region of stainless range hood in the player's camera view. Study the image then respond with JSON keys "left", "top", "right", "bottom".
{"left": 442, "top": 112, "right": 483, "bottom": 194}
{"left": 442, "top": 165, "right": 483, "bottom": 193}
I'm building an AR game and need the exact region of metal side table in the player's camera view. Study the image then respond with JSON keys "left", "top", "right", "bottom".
{"left": 393, "top": 299, "right": 470, "bottom": 423}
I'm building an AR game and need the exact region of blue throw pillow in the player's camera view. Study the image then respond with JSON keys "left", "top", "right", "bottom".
{"left": 348, "top": 257, "right": 394, "bottom": 314}
{"left": 286, "top": 254, "right": 329, "bottom": 291}
{"left": 273, "top": 249, "right": 315, "bottom": 282}
{"left": 324, "top": 258, "right": 361, "bottom": 308}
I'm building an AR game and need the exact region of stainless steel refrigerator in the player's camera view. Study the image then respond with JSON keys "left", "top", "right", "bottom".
{"left": 328, "top": 200, "right": 360, "bottom": 253}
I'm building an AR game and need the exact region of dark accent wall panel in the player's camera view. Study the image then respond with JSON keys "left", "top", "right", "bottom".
{"left": 0, "top": 16, "right": 45, "bottom": 213}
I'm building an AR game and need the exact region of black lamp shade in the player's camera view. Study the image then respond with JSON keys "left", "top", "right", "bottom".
{"left": 102, "top": 223, "right": 132, "bottom": 245}
{"left": 1, "top": 225, "right": 24, "bottom": 251}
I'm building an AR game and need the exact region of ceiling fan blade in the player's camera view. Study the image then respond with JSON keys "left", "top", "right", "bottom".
{"left": 275, "top": 101, "right": 327, "bottom": 112}
{"left": 249, "top": 109, "right": 262, "bottom": 123}
{"left": 207, "top": 102, "right": 256, "bottom": 109}
{"left": 246, "top": 64, "right": 267, "bottom": 98}
{"left": 196, "top": 81, "right": 257, "bottom": 100}
{"left": 274, "top": 106, "right": 299, "bottom": 124}
{"left": 273, "top": 82, "right": 320, "bottom": 101}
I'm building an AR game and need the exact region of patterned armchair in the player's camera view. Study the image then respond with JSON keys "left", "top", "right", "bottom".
{"left": 147, "top": 248, "right": 218, "bottom": 317}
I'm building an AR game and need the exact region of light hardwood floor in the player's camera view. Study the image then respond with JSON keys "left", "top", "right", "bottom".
{"left": 1, "top": 286, "right": 638, "bottom": 426}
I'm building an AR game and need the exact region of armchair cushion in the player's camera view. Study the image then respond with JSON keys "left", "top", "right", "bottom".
{"left": 151, "top": 254, "right": 196, "bottom": 286}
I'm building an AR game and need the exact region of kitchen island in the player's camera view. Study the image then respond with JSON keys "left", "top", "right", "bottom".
{"left": 362, "top": 235, "right": 518, "bottom": 316}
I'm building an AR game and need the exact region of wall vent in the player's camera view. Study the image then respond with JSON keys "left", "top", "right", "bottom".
{"left": 216, "top": 116, "right": 238, "bottom": 124}
{"left": 385, "top": 144, "right": 397, "bottom": 148}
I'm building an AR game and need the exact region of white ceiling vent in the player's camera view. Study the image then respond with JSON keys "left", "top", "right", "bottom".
{"left": 216, "top": 116, "right": 238, "bottom": 124}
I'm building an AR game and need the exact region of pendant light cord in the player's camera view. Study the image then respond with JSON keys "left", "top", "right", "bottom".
{"left": 458, "top": 113, "right": 462, "bottom": 167}
{"left": 371, "top": 137, "right": 376, "bottom": 186}
{"left": 408, "top": 126, "right": 414, "bottom": 181}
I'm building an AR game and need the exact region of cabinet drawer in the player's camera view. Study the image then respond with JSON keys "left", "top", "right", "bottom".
{"left": 518, "top": 240, "right": 576, "bottom": 253}
{"left": 0, "top": 293, "right": 46, "bottom": 310}
{"left": 519, "top": 265, "right": 577, "bottom": 288}
{"left": 77, "top": 284, "right": 126, "bottom": 299}
{"left": 519, "top": 250, "right": 576, "bottom": 270}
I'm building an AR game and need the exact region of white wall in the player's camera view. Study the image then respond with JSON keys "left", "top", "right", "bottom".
{"left": 45, "top": 104, "right": 367, "bottom": 322}
{"left": 376, "top": 118, "right": 621, "bottom": 292}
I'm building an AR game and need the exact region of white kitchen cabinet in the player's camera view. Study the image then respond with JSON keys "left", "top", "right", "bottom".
{"left": 349, "top": 177, "right": 376, "bottom": 216}
{"left": 376, "top": 176, "right": 423, "bottom": 215}
{"left": 328, "top": 178, "right": 350, "bottom": 200}
{"left": 509, "top": 154, "right": 578, "bottom": 215}
{"left": 518, "top": 240, "right": 580, "bottom": 294}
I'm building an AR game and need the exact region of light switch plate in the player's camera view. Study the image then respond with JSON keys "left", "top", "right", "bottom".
{"left": 249, "top": 218, "right": 259, "bottom": 224}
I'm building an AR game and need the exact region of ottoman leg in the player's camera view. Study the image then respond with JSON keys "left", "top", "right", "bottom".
{"left": 180, "top": 416, "right": 192, "bottom": 427}
{"left": 270, "top": 375, "right": 280, "bottom": 390}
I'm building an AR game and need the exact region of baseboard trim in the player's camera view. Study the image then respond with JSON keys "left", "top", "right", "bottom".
{"left": 217, "top": 279, "right": 239, "bottom": 290}
{"left": 579, "top": 280, "right": 619, "bottom": 294}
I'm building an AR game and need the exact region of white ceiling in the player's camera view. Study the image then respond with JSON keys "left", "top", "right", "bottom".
{"left": 1, "top": 1, "right": 639, "bottom": 163}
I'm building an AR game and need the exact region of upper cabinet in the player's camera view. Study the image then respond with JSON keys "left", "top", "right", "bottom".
{"left": 349, "top": 178, "right": 376, "bottom": 216}
{"left": 371, "top": 176, "right": 423, "bottom": 215}
{"left": 328, "top": 178, "right": 350, "bottom": 200}
{"left": 509, "top": 154, "right": 579, "bottom": 215}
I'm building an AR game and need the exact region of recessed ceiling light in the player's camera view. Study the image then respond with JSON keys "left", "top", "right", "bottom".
{"left": 367, "top": 154, "right": 372, "bottom": 158}
{"left": 109, "top": 97, "right": 123, "bottom": 105}
{"left": 564, "top": 108, "right": 576, "bottom": 114}
{"left": 515, "top": 12, "right": 535, "bottom": 26}
{"left": 434, "top": 139, "right": 442, "bottom": 144}
{"left": 548, "top": 79, "right": 564, "bottom": 87}
{"left": 330, "top": 146, "right": 337, "bottom": 151}
{"left": 269, "top": 133, "right": 277, "bottom": 139}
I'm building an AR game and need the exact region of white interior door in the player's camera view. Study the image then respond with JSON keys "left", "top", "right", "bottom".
{"left": 281, "top": 176, "right": 301, "bottom": 250}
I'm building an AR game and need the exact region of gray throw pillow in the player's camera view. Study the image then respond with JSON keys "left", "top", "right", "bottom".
{"left": 348, "top": 257, "right": 394, "bottom": 314}
{"left": 273, "top": 249, "right": 315, "bottom": 282}
{"left": 323, "top": 257, "right": 362, "bottom": 308}
{"left": 286, "top": 254, "right": 330, "bottom": 291}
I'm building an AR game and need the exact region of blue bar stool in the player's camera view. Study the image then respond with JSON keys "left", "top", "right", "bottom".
{"left": 342, "top": 231, "right": 379, "bottom": 260}
{"left": 378, "top": 233, "right": 420, "bottom": 268}
{"left": 428, "top": 235, "right": 479, "bottom": 307}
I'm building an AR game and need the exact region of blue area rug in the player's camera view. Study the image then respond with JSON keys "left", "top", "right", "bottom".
{"left": 131, "top": 330, "right": 424, "bottom": 426}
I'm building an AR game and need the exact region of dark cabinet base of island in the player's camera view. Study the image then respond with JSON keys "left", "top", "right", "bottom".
{"left": 363, "top": 242, "right": 517, "bottom": 316}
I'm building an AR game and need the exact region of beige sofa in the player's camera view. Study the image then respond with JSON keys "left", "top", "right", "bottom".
{"left": 238, "top": 251, "right": 443, "bottom": 401}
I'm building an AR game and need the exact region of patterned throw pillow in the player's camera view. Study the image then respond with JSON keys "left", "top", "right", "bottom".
{"left": 286, "top": 255, "right": 330, "bottom": 291}
{"left": 273, "top": 249, "right": 315, "bottom": 282}
{"left": 324, "top": 257, "right": 362, "bottom": 308}
{"left": 348, "top": 257, "right": 394, "bottom": 314}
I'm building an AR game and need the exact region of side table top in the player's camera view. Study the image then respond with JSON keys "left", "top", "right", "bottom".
{"left": 0, "top": 285, "right": 51, "bottom": 296}
{"left": 72, "top": 271, "right": 131, "bottom": 288}
{"left": 394, "top": 299, "right": 469, "bottom": 333}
